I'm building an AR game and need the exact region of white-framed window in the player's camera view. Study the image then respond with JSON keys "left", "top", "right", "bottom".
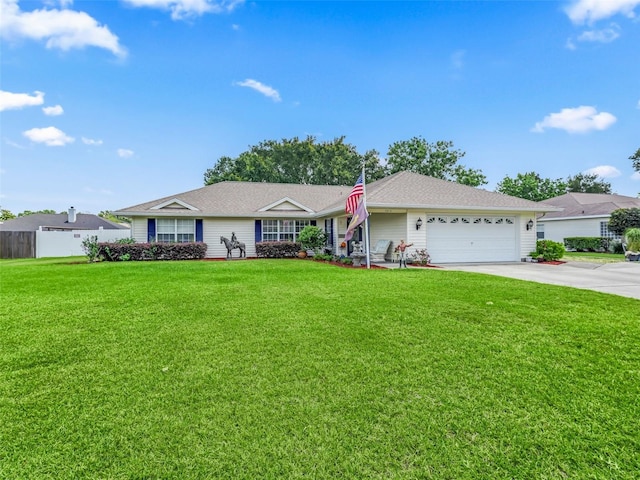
{"left": 261, "top": 219, "right": 312, "bottom": 242}
{"left": 156, "top": 218, "right": 195, "bottom": 243}
{"left": 600, "top": 221, "right": 621, "bottom": 239}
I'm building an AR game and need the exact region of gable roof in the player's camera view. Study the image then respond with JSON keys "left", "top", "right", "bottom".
{"left": 116, "top": 182, "right": 348, "bottom": 217}
{"left": 115, "top": 171, "right": 559, "bottom": 218}
{"left": 0, "top": 213, "right": 129, "bottom": 232}
{"left": 539, "top": 193, "right": 640, "bottom": 220}
{"left": 320, "top": 171, "right": 558, "bottom": 214}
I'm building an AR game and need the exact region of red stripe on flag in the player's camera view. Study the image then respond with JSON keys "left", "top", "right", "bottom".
{"left": 345, "top": 174, "right": 364, "bottom": 214}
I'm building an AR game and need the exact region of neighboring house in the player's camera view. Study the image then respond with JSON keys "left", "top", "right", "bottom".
{"left": 114, "top": 171, "right": 558, "bottom": 263}
{"left": 0, "top": 207, "right": 131, "bottom": 258}
{"left": 537, "top": 193, "right": 640, "bottom": 243}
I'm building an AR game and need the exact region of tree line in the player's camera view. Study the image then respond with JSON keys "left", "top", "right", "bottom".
{"left": 2, "top": 141, "right": 636, "bottom": 221}
{"left": 204, "top": 135, "right": 639, "bottom": 201}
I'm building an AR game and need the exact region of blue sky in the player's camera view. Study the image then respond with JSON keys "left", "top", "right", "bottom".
{"left": 1, "top": 0, "right": 639, "bottom": 214}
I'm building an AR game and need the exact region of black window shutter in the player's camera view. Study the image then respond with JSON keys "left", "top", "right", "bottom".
{"left": 195, "top": 219, "right": 203, "bottom": 242}
{"left": 147, "top": 219, "right": 156, "bottom": 242}
{"left": 255, "top": 220, "right": 262, "bottom": 243}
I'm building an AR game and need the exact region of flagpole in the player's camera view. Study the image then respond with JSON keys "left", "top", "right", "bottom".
{"left": 361, "top": 163, "right": 371, "bottom": 269}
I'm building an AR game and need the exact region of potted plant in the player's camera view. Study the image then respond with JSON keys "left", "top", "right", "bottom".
{"left": 297, "top": 225, "right": 327, "bottom": 258}
{"left": 624, "top": 228, "right": 640, "bottom": 261}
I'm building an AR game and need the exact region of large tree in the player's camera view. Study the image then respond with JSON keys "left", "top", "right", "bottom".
{"left": 631, "top": 147, "right": 640, "bottom": 173}
{"left": 496, "top": 172, "right": 567, "bottom": 201}
{"left": 0, "top": 207, "right": 15, "bottom": 221}
{"left": 607, "top": 208, "right": 640, "bottom": 236}
{"left": 17, "top": 209, "right": 58, "bottom": 217}
{"left": 203, "top": 136, "right": 385, "bottom": 186}
{"left": 385, "top": 137, "right": 487, "bottom": 187}
{"left": 565, "top": 173, "right": 611, "bottom": 194}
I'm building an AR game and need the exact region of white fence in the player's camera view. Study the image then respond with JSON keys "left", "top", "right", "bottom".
{"left": 36, "top": 228, "right": 132, "bottom": 258}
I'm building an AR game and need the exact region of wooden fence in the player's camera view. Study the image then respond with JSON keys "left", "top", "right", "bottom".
{"left": 0, "top": 231, "right": 36, "bottom": 259}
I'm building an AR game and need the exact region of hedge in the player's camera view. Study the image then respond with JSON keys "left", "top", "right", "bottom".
{"left": 98, "top": 242, "right": 207, "bottom": 261}
{"left": 255, "top": 241, "right": 301, "bottom": 258}
{"left": 564, "top": 237, "right": 611, "bottom": 252}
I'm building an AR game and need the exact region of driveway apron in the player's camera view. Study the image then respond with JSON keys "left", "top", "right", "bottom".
{"left": 439, "top": 261, "right": 640, "bottom": 300}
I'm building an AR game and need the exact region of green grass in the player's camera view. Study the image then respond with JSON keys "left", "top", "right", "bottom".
{"left": 563, "top": 251, "right": 625, "bottom": 263}
{"left": 1, "top": 259, "right": 639, "bottom": 479}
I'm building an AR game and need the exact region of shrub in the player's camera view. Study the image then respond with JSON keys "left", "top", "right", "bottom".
{"left": 564, "top": 237, "right": 610, "bottom": 252}
{"left": 255, "top": 241, "right": 301, "bottom": 258}
{"left": 608, "top": 208, "right": 640, "bottom": 236}
{"left": 625, "top": 228, "right": 640, "bottom": 253}
{"left": 116, "top": 237, "right": 136, "bottom": 245}
{"left": 98, "top": 242, "right": 207, "bottom": 261}
{"left": 312, "top": 253, "right": 334, "bottom": 262}
{"left": 297, "top": 225, "right": 327, "bottom": 253}
{"left": 610, "top": 241, "right": 624, "bottom": 254}
{"left": 81, "top": 235, "right": 100, "bottom": 263}
{"left": 410, "top": 249, "right": 431, "bottom": 265}
{"left": 533, "top": 240, "right": 565, "bottom": 261}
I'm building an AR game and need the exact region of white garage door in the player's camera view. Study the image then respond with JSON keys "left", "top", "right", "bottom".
{"left": 425, "top": 215, "right": 518, "bottom": 263}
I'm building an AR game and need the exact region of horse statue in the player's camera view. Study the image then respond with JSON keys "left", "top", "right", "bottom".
{"left": 220, "top": 235, "right": 245, "bottom": 259}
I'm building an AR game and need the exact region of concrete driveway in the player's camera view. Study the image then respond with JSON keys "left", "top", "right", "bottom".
{"left": 439, "top": 261, "right": 640, "bottom": 300}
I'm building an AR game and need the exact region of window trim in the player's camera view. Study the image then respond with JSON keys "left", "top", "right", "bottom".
{"left": 260, "top": 219, "right": 312, "bottom": 242}
{"left": 155, "top": 218, "right": 196, "bottom": 243}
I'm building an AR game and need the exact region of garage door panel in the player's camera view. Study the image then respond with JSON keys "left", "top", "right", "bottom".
{"left": 426, "top": 215, "right": 518, "bottom": 263}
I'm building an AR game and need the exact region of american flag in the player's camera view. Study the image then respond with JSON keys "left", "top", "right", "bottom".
{"left": 344, "top": 198, "right": 369, "bottom": 241}
{"left": 345, "top": 173, "right": 364, "bottom": 214}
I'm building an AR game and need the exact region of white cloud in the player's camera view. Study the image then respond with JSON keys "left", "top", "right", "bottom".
{"left": 531, "top": 106, "right": 617, "bottom": 133}
{"left": 450, "top": 50, "right": 465, "bottom": 69}
{"left": 123, "top": 0, "right": 243, "bottom": 20}
{"left": 234, "top": 79, "right": 281, "bottom": 102}
{"left": 117, "top": 148, "right": 134, "bottom": 158}
{"left": 565, "top": 38, "right": 577, "bottom": 50}
{"left": 565, "top": 0, "right": 640, "bottom": 24}
{"left": 42, "top": 104, "right": 64, "bottom": 116}
{"left": 0, "top": 0, "right": 126, "bottom": 57}
{"left": 82, "top": 137, "right": 103, "bottom": 146}
{"left": 5, "top": 139, "right": 27, "bottom": 149}
{"left": 631, "top": 172, "right": 640, "bottom": 180}
{"left": 584, "top": 165, "right": 622, "bottom": 178}
{"left": 577, "top": 24, "right": 621, "bottom": 42}
{"left": 23, "top": 126, "right": 74, "bottom": 146}
{"left": 0, "top": 89, "right": 45, "bottom": 111}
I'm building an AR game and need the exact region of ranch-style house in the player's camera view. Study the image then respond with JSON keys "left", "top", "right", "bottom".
{"left": 114, "top": 171, "right": 560, "bottom": 263}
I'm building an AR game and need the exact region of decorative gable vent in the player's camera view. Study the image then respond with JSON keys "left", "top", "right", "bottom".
{"left": 258, "top": 197, "right": 314, "bottom": 213}
{"left": 150, "top": 199, "right": 198, "bottom": 211}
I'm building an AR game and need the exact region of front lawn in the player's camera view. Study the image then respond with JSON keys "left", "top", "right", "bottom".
{"left": 1, "top": 259, "right": 638, "bottom": 479}
{"left": 563, "top": 251, "right": 625, "bottom": 263}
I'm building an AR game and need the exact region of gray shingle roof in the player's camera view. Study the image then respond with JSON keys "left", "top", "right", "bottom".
{"left": 116, "top": 182, "right": 348, "bottom": 217}
{"left": 0, "top": 214, "right": 130, "bottom": 231}
{"left": 115, "top": 171, "right": 559, "bottom": 217}
{"left": 321, "top": 171, "right": 558, "bottom": 213}
{"left": 539, "top": 193, "right": 640, "bottom": 219}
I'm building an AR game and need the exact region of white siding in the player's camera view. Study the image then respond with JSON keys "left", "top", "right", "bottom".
{"left": 406, "top": 211, "right": 427, "bottom": 253}
{"left": 520, "top": 215, "right": 537, "bottom": 259}
{"left": 131, "top": 217, "right": 147, "bottom": 242}
{"left": 203, "top": 219, "right": 255, "bottom": 258}
{"left": 539, "top": 218, "right": 604, "bottom": 243}
{"left": 368, "top": 213, "right": 407, "bottom": 260}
